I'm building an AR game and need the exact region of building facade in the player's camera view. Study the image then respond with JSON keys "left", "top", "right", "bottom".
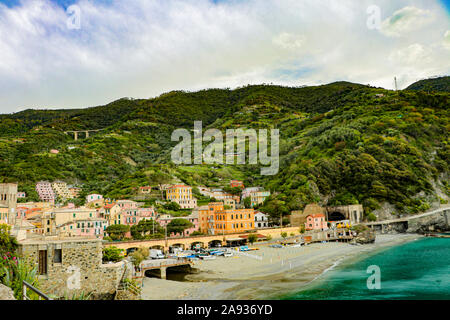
{"left": 198, "top": 202, "right": 255, "bottom": 235}
{"left": 0, "top": 183, "right": 17, "bottom": 225}
{"left": 35, "top": 181, "right": 55, "bottom": 204}
{"left": 52, "top": 181, "right": 73, "bottom": 200}
{"left": 165, "top": 185, "right": 197, "bottom": 209}
{"left": 255, "top": 211, "right": 269, "bottom": 228}
{"left": 305, "top": 214, "right": 328, "bottom": 231}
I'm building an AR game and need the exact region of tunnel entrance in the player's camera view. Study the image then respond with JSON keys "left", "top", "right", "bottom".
{"left": 328, "top": 212, "right": 346, "bottom": 221}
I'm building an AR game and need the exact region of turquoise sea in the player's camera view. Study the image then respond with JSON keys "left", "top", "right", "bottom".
{"left": 282, "top": 236, "right": 450, "bottom": 300}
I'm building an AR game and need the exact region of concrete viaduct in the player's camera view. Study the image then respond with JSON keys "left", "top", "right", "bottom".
{"left": 64, "top": 129, "right": 105, "bottom": 141}
{"left": 364, "top": 205, "right": 450, "bottom": 234}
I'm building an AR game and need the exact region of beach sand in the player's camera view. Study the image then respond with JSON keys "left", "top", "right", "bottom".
{"left": 141, "top": 233, "right": 421, "bottom": 300}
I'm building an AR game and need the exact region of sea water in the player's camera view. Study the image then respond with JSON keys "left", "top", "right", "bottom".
{"left": 282, "top": 237, "right": 450, "bottom": 300}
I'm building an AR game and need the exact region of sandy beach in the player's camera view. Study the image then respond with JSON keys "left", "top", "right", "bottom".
{"left": 141, "top": 233, "right": 421, "bottom": 300}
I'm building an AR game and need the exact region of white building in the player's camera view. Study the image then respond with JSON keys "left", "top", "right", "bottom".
{"left": 86, "top": 194, "right": 103, "bottom": 203}
{"left": 254, "top": 211, "right": 269, "bottom": 228}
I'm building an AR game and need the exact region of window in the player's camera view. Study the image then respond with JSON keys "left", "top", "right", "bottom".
{"left": 54, "top": 249, "right": 62, "bottom": 263}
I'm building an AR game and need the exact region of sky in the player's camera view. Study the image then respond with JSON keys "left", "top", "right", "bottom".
{"left": 0, "top": 0, "right": 449, "bottom": 113}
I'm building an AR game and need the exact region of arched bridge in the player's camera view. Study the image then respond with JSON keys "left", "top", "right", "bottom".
{"left": 64, "top": 129, "right": 105, "bottom": 141}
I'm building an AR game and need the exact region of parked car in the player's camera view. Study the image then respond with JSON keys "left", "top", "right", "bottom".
{"left": 149, "top": 249, "right": 165, "bottom": 259}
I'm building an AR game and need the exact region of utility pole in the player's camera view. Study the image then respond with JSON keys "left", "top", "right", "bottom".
{"left": 394, "top": 77, "right": 398, "bottom": 91}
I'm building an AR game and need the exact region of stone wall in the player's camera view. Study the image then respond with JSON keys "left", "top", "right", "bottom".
{"left": 18, "top": 238, "right": 129, "bottom": 299}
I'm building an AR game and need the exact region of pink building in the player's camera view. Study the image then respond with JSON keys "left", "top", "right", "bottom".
{"left": 305, "top": 214, "right": 328, "bottom": 231}
{"left": 116, "top": 200, "right": 138, "bottom": 210}
{"left": 157, "top": 213, "right": 199, "bottom": 237}
{"left": 35, "top": 181, "right": 55, "bottom": 203}
{"left": 17, "top": 192, "right": 26, "bottom": 199}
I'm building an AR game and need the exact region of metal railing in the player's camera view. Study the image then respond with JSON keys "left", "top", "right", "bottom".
{"left": 22, "top": 280, "right": 53, "bottom": 300}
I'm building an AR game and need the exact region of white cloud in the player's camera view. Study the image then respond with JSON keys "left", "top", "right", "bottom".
{"left": 272, "top": 33, "right": 306, "bottom": 50}
{"left": 380, "top": 6, "right": 434, "bottom": 37}
{"left": 0, "top": 0, "right": 449, "bottom": 113}
{"left": 444, "top": 30, "right": 450, "bottom": 50}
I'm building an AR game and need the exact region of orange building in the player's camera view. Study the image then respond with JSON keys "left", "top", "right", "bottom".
{"left": 197, "top": 202, "right": 254, "bottom": 235}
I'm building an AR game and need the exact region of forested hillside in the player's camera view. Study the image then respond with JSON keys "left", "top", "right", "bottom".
{"left": 0, "top": 80, "right": 448, "bottom": 221}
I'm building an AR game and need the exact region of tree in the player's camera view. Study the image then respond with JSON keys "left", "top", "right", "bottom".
{"left": 164, "top": 201, "right": 181, "bottom": 211}
{"left": 167, "top": 219, "right": 193, "bottom": 237}
{"left": 0, "top": 224, "right": 18, "bottom": 254}
{"left": 130, "top": 219, "right": 163, "bottom": 240}
{"left": 105, "top": 224, "right": 130, "bottom": 241}
{"left": 281, "top": 232, "right": 288, "bottom": 239}
{"left": 247, "top": 233, "right": 258, "bottom": 245}
{"left": 131, "top": 247, "right": 149, "bottom": 269}
{"left": 243, "top": 197, "right": 252, "bottom": 209}
{"left": 102, "top": 246, "right": 124, "bottom": 262}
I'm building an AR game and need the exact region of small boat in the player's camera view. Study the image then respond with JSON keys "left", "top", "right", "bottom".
{"left": 200, "top": 255, "right": 217, "bottom": 260}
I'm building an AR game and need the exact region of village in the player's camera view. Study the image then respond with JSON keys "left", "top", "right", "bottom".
{"left": 0, "top": 180, "right": 368, "bottom": 300}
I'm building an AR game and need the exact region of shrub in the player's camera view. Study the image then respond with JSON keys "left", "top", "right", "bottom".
{"left": 102, "top": 246, "right": 124, "bottom": 263}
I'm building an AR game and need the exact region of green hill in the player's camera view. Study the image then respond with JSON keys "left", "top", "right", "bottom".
{"left": 406, "top": 76, "right": 450, "bottom": 92}
{"left": 0, "top": 82, "right": 448, "bottom": 220}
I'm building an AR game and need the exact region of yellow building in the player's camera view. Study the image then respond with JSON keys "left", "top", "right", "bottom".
{"left": 0, "top": 204, "right": 9, "bottom": 225}
{"left": 165, "top": 185, "right": 197, "bottom": 209}
{"left": 52, "top": 181, "right": 73, "bottom": 200}
{"left": 42, "top": 207, "right": 98, "bottom": 236}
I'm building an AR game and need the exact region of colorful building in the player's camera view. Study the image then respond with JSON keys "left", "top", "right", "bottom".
{"left": 0, "top": 183, "right": 17, "bottom": 225}
{"left": 52, "top": 181, "right": 73, "bottom": 200}
{"left": 255, "top": 211, "right": 269, "bottom": 228}
{"left": 138, "top": 186, "right": 152, "bottom": 194}
{"left": 165, "top": 185, "right": 197, "bottom": 209}
{"left": 58, "top": 218, "right": 108, "bottom": 238}
{"left": 86, "top": 194, "right": 103, "bottom": 203}
{"left": 35, "top": 181, "right": 55, "bottom": 204}
{"left": 230, "top": 180, "right": 244, "bottom": 189}
{"left": 68, "top": 187, "right": 81, "bottom": 198}
{"left": 157, "top": 212, "right": 199, "bottom": 237}
{"left": 42, "top": 207, "right": 99, "bottom": 236}
{"left": 305, "top": 214, "right": 328, "bottom": 231}
{"left": 17, "top": 192, "right": 26, "bottom": 199}
{"left": 245, "top": 190, "right": 270, "bottom": 207}
{"left": 0, "top": 204, "right": 9, "bottom": 225}
{"left": 197, "top": 202, "right": 255, "bottom": 235}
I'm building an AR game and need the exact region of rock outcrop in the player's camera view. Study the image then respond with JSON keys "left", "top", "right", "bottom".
{"left": 407, "top": 210, "right": 450, "bottom": 234}
{"left": 0, "top": 284, "right": 16, "bottom": 300}
{"left": 354, "top": 229, "right": 376, "bottom": 244}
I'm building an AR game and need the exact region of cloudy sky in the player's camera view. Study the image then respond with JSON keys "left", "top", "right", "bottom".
{"left": 0, "top": 0, "right": 449, "bottom": 113}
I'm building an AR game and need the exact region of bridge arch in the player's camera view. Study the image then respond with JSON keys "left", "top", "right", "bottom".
{"left": 208, "top": 240, "right": 223, "bottom": 248}
{"left": 189, "top": 241, "right": 206, "bottom": 250}
{"left": 169, "top": 243, "right": 186, "bottom": 252}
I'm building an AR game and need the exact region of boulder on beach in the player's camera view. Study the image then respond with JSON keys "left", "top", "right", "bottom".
{"left": 351, "top": 225, "right": 376, "bottom": 244}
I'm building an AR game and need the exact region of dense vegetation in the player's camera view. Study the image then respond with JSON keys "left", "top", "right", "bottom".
{"left": 0, "top": 78, "right": 448, "bottom": 221}
{"left": 406, "top": 76, "right": 450, "bottom": 92}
